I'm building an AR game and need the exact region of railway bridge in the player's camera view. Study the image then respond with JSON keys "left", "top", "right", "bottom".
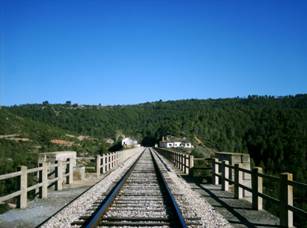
{"left": 0, "top": 147, "right": 306, "bottom": 227}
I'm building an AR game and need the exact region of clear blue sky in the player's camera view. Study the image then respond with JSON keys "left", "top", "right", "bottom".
{"left": 1, "top": 0, "right": 306, "bottom": 106}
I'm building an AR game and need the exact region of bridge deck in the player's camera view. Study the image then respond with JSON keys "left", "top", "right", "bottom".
{"left": 0, "top": 174, "right": 99, "bottom": 227}
{"left": 187, "top": 181, "right": 280, "bottom": 228}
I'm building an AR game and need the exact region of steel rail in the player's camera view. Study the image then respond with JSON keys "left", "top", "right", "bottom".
{"left": 150, "top": 149, "right": 187, "bottom": 228}
{"left": 82, "top": 149, "right": 145, "bottom": 228}
{"left": 82, "top": 148, "right": 188, "bottom": 228}
{"left": 36, "top": 151, "right": 141, "bottom": 228}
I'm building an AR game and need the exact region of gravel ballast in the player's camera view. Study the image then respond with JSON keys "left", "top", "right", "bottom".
{"left": 41, "top": 147, "right": 231, "bottom": 227}
{"left": 152, "top": 149, "right": 232, "bottom": 228}
{"left": 41, "top": 148, "right": 144, "bottom": 228}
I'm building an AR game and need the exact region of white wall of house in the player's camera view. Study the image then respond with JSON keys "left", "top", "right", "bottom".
{"left": 173, "top": 142, "right": 181, "bottom": 148}
{"left": 159, "top": 141, "right": 170, "bottom": 148}
{"left": 183, "top": 142, "right": 192, "bottom": 148}
{"left": 159, "top": 141, "right": 193, "bottom": 149}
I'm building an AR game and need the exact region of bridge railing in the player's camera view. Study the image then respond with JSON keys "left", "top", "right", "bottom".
{"left": 96, "top": 147, "right": 143, "bottom": 177}
{"left": 212, "top": 158, "right": 307, "bottom": 228}
{"left": 155, "top": 148, "right": 194, "bottom": 174}
{"left": 0, "top": 148, "right": 142, "bottom": 210}
{"left": 0, "top": 159, "right": 73, "bottom": 209}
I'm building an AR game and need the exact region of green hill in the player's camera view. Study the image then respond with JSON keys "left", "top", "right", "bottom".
{"left": 0, "top": 109, "right": 66, "bottom": 173}
{"left": 0, "top": 109, "right": 107, "bottom": 174}
{"left": 2, "top": 94, "right": 307, "bottom": 182}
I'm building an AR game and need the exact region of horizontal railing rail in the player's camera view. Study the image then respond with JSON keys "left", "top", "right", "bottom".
{"left": 0, "top": 147, "right": 142, "bottom": 210}
{"left": 155, "top": 148, "right": 194, "bottom": 175}
{"left": 96, "top": 147, "right": 143, "bottom": 177}
{"left": 0, "top": 171, "right": 22, "bottom": 181}
{"left": 0, "top": 158, "right": 73, "bottom": 208}
{"left": 212, "top": 158, "right": 307, "bottom": 228}
{"left": 288, "top": 179, "right": 307, "bottom": 188}
{"left": 27, "top": 167, "right": 43, "bottom": 174}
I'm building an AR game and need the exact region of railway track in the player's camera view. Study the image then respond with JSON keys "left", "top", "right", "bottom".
{"left": 71, "top": 148, "right": 196, "bottom": 227}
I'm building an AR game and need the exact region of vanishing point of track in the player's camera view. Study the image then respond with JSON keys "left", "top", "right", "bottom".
{"left": 71, "top": 148, "right": 189, "bottom": 227}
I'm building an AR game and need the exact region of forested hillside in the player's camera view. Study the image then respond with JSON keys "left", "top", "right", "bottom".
{"left": 2, "top": 94, "right": 307, "bottom": 183}
{"left": 0, "top": 109, "right": 108, "bottom": 174}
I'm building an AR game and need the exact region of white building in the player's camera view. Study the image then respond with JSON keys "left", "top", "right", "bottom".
{"left": 121, "top": 137, "right": 139, "bottom": 148}
{"left": 159, "top": 136, "right": 193, "bottom": 149}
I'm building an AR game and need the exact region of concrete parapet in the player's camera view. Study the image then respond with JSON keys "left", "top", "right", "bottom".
{"left": 216, "top": 152, "right": 251, "bottom": 199}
